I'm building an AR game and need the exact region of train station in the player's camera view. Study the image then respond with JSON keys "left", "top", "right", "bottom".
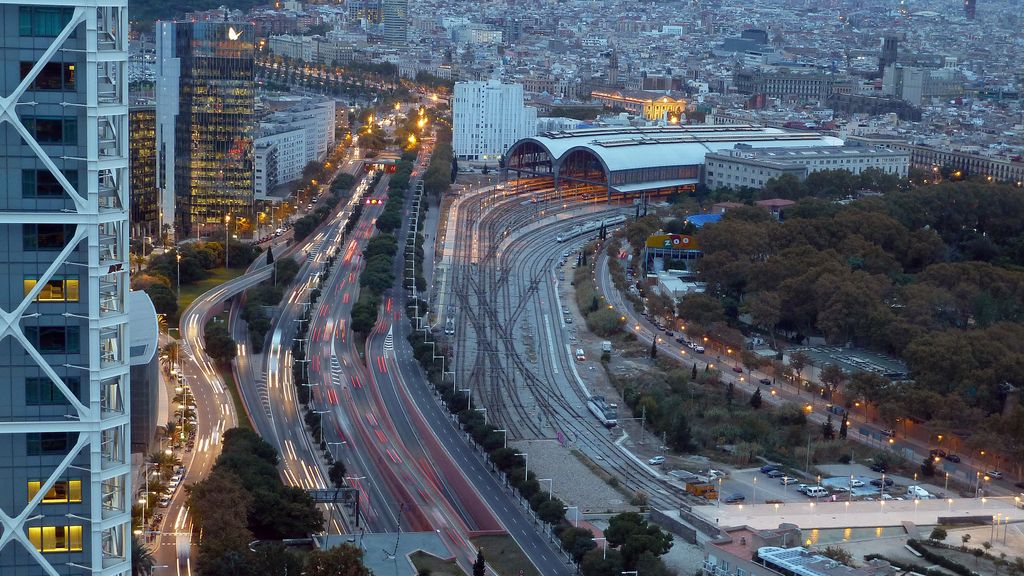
{"left": 503, "top": 124, "right": 843, "bottom": 201}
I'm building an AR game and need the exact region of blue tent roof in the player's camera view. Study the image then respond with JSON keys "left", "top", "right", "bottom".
{"left": 686, "top": 213, "right": 723, "bottom": 228}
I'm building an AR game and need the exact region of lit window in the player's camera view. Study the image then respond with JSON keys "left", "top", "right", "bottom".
{"left": 27, "top": 526, "right": 83, "bottom": 552}
{"left": 27, "top": 480, "right": 82, "bottom": 503}
{"left": 24, "top": 276, "right": 79, "bottom": 302}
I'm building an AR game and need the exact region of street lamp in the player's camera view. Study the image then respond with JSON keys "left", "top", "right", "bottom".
{"left": 474, "top": 407, "right": 487, "bottom": 425}
{"left": 224, "top": 213, "right": 231, "bottom": 269}
{"left": 175, "top": 252, "right": 181, "bottom": 301}
{"left": 514, "top": 452, "right": 528, "bottom": 481}
{"left": 538, "top": 478, "right": 553, "bottom": 499}
{"left": 493, "top": 429, "right": 507, "bottom": 449}
{"left": 594, "top": 536, "right": 607, "bottom": 560}
{"left": 566, "top": 505, "right": 579, "bottom": 527}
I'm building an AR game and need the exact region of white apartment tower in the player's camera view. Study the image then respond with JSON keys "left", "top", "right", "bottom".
{"left": 453, "top": 80, "right": 537, "bottom": 162}
{"left": 0, "top": 0, "right": 133, "bottom": 573}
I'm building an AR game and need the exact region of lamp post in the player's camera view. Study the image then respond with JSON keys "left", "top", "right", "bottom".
{"left": 566, "top": 505, "right": 579, "bottom": 527}
{"left": 494, "top": 429, "right": 507, "bottom": 449}
{"left": 475, "top": 407, "right": 488, "bottom": 425}
{"left": 224, "top": 213, "right": 231, "bottom": 269}
{"left": 594, "top": 537, "right": 607, "bottom": 560}
{"left": 175, "top": 251, "right": 181, "bottom": 302}
{"left": 514, "top": 452, "right": 528, "bottom": 482}
{"left": 539, "top": 478, "right": 553, "bottom": 500}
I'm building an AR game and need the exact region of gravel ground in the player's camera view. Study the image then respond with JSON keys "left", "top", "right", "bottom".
{"left": 509, "top": 439, "right": 634, "bottom": 514}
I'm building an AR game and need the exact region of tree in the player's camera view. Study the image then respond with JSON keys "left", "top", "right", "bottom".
{"left": 789, "top": 351, "right": 809, "bottom": 386}
{"left": 649, "top": 339, "right": 657, "bottom": 359}
{"left": 691, "top": 364, "right": 698, "bottom": 380}
{"left": 929, "top": 527, "right": 948, "bottom": 542}
{"left": 820, "top": 545, "right": 854, "bottom": 566}
{"left": 838, "top": 415, "right": 848, "bottom": 439}
{"left": 750, "top": 388, "right": 763, "bottom": 409}
{"left": 472, "top": 548, "right": 486, "bottom": 576}
{"left": 725, "top": 381, "right": 735, "bottom": 406}
{"left": 559, "top": 527, "right": 597, "bottom": 564}
{"left": 676, "top": 292, "right": 725, "bottom": 326}
{"left": 668, "top": 414, "right": 691, "bottom": 451}
{"left": 822, "top": 414, "right": 836, "bottom": 440}
{"left": 604, "top": 512, "right": 673, "bottom": 569}
{"left": 920, "top": 456, "right": 936, "bottom": 477}
{"left": 820, "top": 363, "right": 846, "bottom": 402}
{"left": 249, "top": 543, "right": 303, "bottom": 576}
{"left": 328, "top": 460, "right": 347, "bottom": 488}
{"left": 962, "top": 533, "right": 971, "bottom": 547}
{"left": 132, "top": 534, "right": 154, "bottom": 576}
{"left": 304, "top": 545, "right": 371, "bottom": 576}
{"left": 204, "top": 322, "right": 237, "bottom": 365}
{"left": 580, "top": 548, "right": 624, "bottom": 576}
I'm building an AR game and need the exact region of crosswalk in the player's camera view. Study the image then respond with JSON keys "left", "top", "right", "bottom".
{"left": 330, "top": 355, "right": 343, "bottom": 387}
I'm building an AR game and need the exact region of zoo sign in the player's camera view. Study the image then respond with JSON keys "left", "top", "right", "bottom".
{"left": 646, "top": 234, "right": 698, "bottom": 250}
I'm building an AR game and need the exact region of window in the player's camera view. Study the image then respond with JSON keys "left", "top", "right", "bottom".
{"left": 27, "top": 480, "right": 82, "bottom": 503}
{"left": 19, "top": 6, "right": 75, "bottom": 37}
{"left": 24, "top": 224, "right": 76, "bottom": 250}
{"left": 24, "top": 276, "right": 80, "bottom": 302}
{"left": 22, "top": 170, "right": 77, "bottom": 198}
{"left": 20, "top": 62, "right": 77, "bottom": 91}
{"left": 23, "top": 117, "right": 78, "bottom": 144}
{"left": 26, "top": 432, "right": 77, "bottom": 455}
{"left": 25, "top": 377, "right": 80, "bottom": 405}
{"left": 24, "top": 326, "right": 80, "bottom": 354}
{"left": 27, "top": 525, "right": 83, "bottom": 552}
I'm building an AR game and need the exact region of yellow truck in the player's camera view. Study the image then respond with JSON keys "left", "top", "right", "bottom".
{"left": 685, "top": 482, "right": 719, "bottom": 500}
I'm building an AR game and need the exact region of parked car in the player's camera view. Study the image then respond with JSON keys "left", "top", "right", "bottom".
{"left": 805, "top": 486, "right": 829, "bottom": 498}
{"left": 870, "top": 477, "right": 895, "bottom": 488}
{"left": 796, "top": 484, "right": 811, "bottom": 494}
{"left": 732, "top": 365, "right": 744, "bottom": 373}
{"left": 722, "top": 493, "right": 745, "bottom": 504}
{"left": 766, "top": 469, "right": 786, "bottom": 478}
{"left": 759, "top": 378, "right": 772, "bottom": 386}
{"left": 944, "top": 454, "right": 961, "bottom": 463}
{"left": 881, "top": 429, "right": 896, "bottom": 438}
{"left": 987, "top": 470, "right": 1003, "bottom": 480}
{"left": 870, "top": 462, "right": 887, "bottom": 473}
{"left": 694, "top": 346, "right": 706, "bottom": 353}
{"left": 780, "top": 476, "right": 799, "bottom": 486}
{"left": 850, "top": 479, "right": 866, "bottom": 488}
{"left": 648, "top": 456, "right": 665, "bottom": 466}
{"left": 760, "top": 464, "right": 779, "bottom": 474}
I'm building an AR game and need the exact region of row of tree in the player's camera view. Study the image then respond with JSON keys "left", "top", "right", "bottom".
{"left": 186, "top": 428, "right": 328, "bottom": 576}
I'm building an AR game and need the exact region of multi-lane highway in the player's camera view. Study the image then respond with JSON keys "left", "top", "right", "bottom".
{"left": 152, "top": 255, "right": 275, "bottom": 574}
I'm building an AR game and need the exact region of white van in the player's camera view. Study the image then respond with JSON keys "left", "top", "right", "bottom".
{"left": 575, "top": 349, "right": 586, "bottom": 362}
{"left": 804, "top": 486, "right": 829, "bottom": 498}
{"left": 906, "top": 485, "right": 931, "bottom": 499}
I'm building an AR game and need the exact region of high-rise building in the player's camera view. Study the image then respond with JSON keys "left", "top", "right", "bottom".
{"left": 130, "top": 102, "right": 159, "bottom": 241}
{"left": 964, "top": 0, "right": 976, "bottom": 20}
{"left": 453, "top": 80, "right": 537, "bottom": 162}
{"left": 878, "top": 35, "right": 898, "bottom": 77}
{"left": 0, "top": 0, "right": 134, "bottom": 572}
{"left": 156, "top": 21, "right": 256, "bottom": 239}
{"left": 382, "top": 0, "right": 408, "bottom": 45}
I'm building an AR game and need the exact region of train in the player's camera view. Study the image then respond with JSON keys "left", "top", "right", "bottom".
{"left": 587, "top": 395, "right": 618, "bottom": 428}
{"left": 555, "top": 215, "right": 627, "bottom": 243}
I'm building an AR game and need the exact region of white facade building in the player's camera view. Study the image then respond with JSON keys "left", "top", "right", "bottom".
{"left": 254, "top": 98, "right": 336, "bottom": 199}
{"left": 454, "top": 80, "right": 537, "bottom": 162}
{"left": 0, "top": 0, "right": 137, "bottom": 572}
{"left": 704, "top": 145, "right": 910, "bottom": 190}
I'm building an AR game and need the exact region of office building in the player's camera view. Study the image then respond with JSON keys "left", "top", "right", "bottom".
{"left": 733, "top": 67, "right": 836, "bottom": 103}
{"left": 156, "top": 21, "right": 256, "bottom": 239}
{"left": 129, "top": 102, "right": 159, "bottom": 241}
{"left": 881, "top": 64, "right": 964, "bottom": 106}
{"left": 382, "top": 0, "right": 408, "bottom": 45}
{"left": 454, "top": 80, "right": 537, "bottom": 162}
{"left": 964, "top": 0, "right": 976, "bottom": 20}
{"left": 878, "top": 35, "right": 898, "bottom": 77}
{"left": 0, "top": 0, "right": 136, "bottom": 572}
{"left": 704, "top": 145, "right": 910, "bottom": 190}
{"left": 254, "top": 97, "right": 336, "bottom": 199}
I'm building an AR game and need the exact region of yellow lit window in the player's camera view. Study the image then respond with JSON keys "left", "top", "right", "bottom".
{"left": 27, "top": 480, "right": 82, "bottom": 503}
{"left": 24, "top": 277, "right": 79, "bottom": 302}
{"left": 27, "top": 525, "right": 83, "bottom": 552}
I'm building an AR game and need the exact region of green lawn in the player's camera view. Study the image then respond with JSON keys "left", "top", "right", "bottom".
{"left": 470, "top": 535, "right": 540, "bottom": 576}
{"left": 219, "top": 363, "right": 252, "bottom": 431}
{"left": 177, "top": 267, "right": 246, "bottom": 312}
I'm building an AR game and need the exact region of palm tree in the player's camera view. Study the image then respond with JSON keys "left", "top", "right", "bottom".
{"left": 132, "top": 534, "right": 154, "bottom": 576}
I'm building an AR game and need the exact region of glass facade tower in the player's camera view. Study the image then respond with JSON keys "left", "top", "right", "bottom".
{"left": 156, "top": 21, "right": 255, "bottom": 239}
{"left": 0, "top": 0, "right": 133, "bottom": 573}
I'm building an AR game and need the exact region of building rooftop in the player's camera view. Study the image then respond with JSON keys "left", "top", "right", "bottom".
{"left": 515, "top": 125, "right": 843, "bottom": 172}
